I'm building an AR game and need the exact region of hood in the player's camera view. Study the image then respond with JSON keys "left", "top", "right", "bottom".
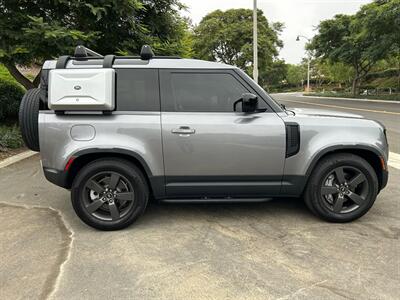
{"left": 289, "top": 107, "right": 364, "bottom": 119}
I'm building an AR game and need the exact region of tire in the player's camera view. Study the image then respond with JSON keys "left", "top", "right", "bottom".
{"left": 71, "top": 158, "right": 149, "bottom": 230}
{"left": 19, "top": 88, "right": 41, "bottom": 151}
{"left": 304, "top": 153, "right": 378, "bottom": 223}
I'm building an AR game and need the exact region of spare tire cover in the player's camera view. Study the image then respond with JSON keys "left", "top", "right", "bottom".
{"left": 19, "top": 88, "right": 40, "bottom": 151}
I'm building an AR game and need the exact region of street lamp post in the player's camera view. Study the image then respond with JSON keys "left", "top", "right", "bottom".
{"left": 253, "top": 0, "right": 258, "bottom": 84}
{"left": 306, "top": 57, "right": 310, "bottom": 92}
{"left": 296, "top": 35, "right": 311, "bottom": 92}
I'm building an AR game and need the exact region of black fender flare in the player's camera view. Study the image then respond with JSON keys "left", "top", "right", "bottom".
{"left": 304, "top": 144, "right": 385, "bottom": 179}
{"left": 68, "top": 148, "right": 154, "bottom": 177}
{"left": 63, "top": 148, "right": 166, "bottom": 198}
{"left": 281, "top": 144, "right": 386, "bottom": 197}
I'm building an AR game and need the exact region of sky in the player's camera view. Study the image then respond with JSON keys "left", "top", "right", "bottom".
{"left": 180, "top": 0, "right": 372, "bottom": 64}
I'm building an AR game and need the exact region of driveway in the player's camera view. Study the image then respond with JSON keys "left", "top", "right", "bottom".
{"left": 1, "top": 155, "right": 399, "bottom": 299}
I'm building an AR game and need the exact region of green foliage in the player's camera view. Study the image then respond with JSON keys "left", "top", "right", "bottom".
{"left": 150, "top": 17, "right": 194, "bottom": 57}
{"left": 0, "top": 0, "right": 190, "bottom": 88}
{"left": 0, "top": 64, "right": 16, "bottom": 83}
{"left": 366, "top": 68, "right": 399, "bottom": 80}
{"left": 356, "top": 0, "right": 399, "bottom": 57}
{"left": 316, "top": 61, "right": 354, "bottom": 85}
{"left": 309, "top": 0, "right": 400, "bottom": 94}
{"left": 286, "top": 64, "right": 305, "bottom": 86}
{"left": 0, "top": 125, "right": 24, "bottom": 151}
{"left": 192, "top": 9, "right": 283, "bottom": 85}
{"left": 0, "top": 79, "right": 25, "bottom": 122}
{"left": 363, "top": 76, "right": 399, "bottom": 89}
{"left": 263, "top": 60, "right": 287, "bottom": 89}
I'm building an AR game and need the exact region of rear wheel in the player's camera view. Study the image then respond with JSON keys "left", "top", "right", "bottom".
{"left": 71, "top": 159, "right": 149, "bottom": 230}
{"left": 304, "top": 153, "right": 378, "bottom": 222}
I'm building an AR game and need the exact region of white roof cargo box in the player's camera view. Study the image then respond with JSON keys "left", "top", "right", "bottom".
{"left": 48, "top": 69, "right": 115, "bottom": 111}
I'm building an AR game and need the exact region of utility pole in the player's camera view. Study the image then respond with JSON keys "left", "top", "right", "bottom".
{"left": 253, "top": 0, "right": 258, "bottom": 84}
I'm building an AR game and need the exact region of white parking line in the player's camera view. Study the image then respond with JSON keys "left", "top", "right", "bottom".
{"left": 0, "top": 150, "right": 37, "bottom": 169}
{"left": 389, "top": 152, "right": 400, "bottom": 170}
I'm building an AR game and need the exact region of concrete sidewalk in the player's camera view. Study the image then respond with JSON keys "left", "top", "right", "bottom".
{"left": 1, "top": 156, "right": 399, "bottom": 299}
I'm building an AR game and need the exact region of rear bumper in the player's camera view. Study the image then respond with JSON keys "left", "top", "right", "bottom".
{"left": 43, "top": 167, "right": 69, "bottom": 189}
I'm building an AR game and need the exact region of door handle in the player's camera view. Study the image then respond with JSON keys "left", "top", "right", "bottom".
{"left": 171, "top": 126, "right": 196, "bottom": 135}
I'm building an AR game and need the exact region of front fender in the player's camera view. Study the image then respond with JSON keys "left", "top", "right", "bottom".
{"left": 280, "top": 117, "right": 388, "bottom": 196}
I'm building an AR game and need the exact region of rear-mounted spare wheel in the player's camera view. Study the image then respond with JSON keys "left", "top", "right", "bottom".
{"left": 19, "top": 88, "right": 40, "bottom": 151}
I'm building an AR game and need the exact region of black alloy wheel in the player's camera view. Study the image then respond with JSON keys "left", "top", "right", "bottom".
{"left": 320, "top": 166, "right": 369, "bottom": 214}
{"left": 83, "top": 171, "right": 135, "bottom": 221}
{"left": 304, "top": 153, "right": 378, "bottom": 222}
{"left": 71, "top": 159, "right": 149, "bottom": 230}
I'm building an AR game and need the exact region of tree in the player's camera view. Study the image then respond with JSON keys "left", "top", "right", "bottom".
{"left": 0, "top": 0, "right": 189, "bottom": 89}
{"left": 193, "top": 9, "right": 283, "bottom": 86}
{"left": 309, "top": 0, "right": 399, "bottom": 95}
{"left": 262, "top": 60, "right": 287, "bottom": 90}
{"left": 286, "top": 64, "right": 305, "bottom": 87}
{"left": 317, "top": 61, "right": 354, "bottom": 88}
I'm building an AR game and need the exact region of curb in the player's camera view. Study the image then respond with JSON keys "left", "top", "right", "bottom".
{"left": 0, "top": 150, "right": 37, "bottom": 169}
{"left": 389, "top": 152, "right": 400, "bottom": 170}
{"left": 300, "top": 94, "right": 400, "bottom": 104}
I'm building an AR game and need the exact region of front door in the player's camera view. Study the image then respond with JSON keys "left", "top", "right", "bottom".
{"left": 160, "top": 69, "right": 286, "bottom": 198}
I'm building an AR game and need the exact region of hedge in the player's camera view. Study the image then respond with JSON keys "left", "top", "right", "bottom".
{"left": 0, "top": 79, "right": 25, "bottom": 122}
{"left": 0, "top": 125, "right": 24, "bottom": 151}
{"left": 365, "top": 68, "right": 399, "bottom": 80}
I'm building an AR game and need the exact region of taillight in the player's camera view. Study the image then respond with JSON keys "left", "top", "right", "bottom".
{"left": 64, "top": 156, "right": 76, "bottom": 172}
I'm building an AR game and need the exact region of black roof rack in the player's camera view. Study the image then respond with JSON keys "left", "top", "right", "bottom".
{"left": 140, "top": 45, "right": 154, "bottom": 60}
{"left": 75, "top": 45, "right": 103, "bottom": 59}
{"left": 55, "top": 45, "right": 180, "bottom": 69}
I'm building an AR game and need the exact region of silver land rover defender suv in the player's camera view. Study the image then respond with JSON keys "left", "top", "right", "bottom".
{"left": 19, "top": 45, "right": 388, "bottom": 230}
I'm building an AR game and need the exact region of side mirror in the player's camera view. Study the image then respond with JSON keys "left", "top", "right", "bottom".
{"left": 234, "top": 93, "right": 258, "bottom": 113}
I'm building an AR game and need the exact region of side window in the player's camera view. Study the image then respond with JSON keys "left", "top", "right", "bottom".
{"left": 163, "top": 72, "right": 248, "bottom": 112}
{"left": 116, "top": 69, "right": 159, "bottom": 111}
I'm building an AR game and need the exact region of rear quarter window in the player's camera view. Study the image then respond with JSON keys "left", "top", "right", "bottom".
{"left": 116, "top": 69, "right": 160, "bottom": 111}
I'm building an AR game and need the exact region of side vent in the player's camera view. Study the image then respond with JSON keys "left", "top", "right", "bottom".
{"left": 285, "top": 122, "right": 300, "bottom": 158}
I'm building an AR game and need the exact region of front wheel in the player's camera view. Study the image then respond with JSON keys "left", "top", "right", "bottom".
{"left": 304, "top": 153, "right": 378, "bottom": 222}
{"left": 71, "top": 158, "right": 149, "bottom": 230}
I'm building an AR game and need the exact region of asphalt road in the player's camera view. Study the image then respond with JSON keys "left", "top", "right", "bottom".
{"left": 271, "top": 93, "right": 400, "bottom": 153}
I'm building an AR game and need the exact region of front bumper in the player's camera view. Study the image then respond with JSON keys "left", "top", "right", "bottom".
{"left": 380, "top": 169, "right": 388, "bottom": 191}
